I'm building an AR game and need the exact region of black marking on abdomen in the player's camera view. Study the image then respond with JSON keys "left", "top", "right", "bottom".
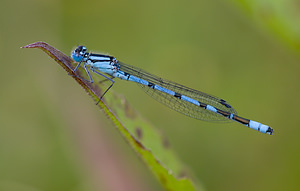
{"left": 266, "top": 127, "right": 273, "bottom": 134}
{"left": 216, "top": 109, "right": 231, "bottom": 118}
{"left": 148, "top": 82, "right": 155, "bottom": 88}
{"left": 216, "top": 109, "right": 250, "bottom": 125}
{"left": 174, "top": 93, "right": 182, "bottom": 99}
{"left": 199, "top": 102, "right": 207, "bottom": 109}
{"left": 232, "top": 115, "right": 250, "bottom": 125}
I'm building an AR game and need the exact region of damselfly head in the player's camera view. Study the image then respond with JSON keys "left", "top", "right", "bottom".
{"left": 71, "top": 45, "right": 87, "bottom": 62}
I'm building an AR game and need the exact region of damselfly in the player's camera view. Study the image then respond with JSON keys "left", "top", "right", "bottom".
{"left": 71, "top": 46, "right": 273, "bottom": 135}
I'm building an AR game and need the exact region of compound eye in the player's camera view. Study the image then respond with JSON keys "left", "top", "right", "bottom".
{"left": 74, "top": 48, "right": 80, "bottom": 53}
{"left": 81, "top": 46, "right": 87, "bottom": 52}
{"left": 75, "top": 46, "right": 87, "bottom": 54}
{"left": 78, "top": 46, "right": 87, "bottom": 53}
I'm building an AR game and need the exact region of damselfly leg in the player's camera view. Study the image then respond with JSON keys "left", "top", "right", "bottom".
{"left": 69, "top": 61, "right": 94, "bottom": 83}
{"left": 90, "top": 68, "right": 115, "bottom": 104}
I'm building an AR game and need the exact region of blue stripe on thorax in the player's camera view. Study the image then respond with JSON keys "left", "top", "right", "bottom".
{"left": 89, "top": 54, "right": 113, "bottom": 61}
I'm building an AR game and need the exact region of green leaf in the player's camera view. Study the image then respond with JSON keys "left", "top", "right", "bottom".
{"left": 22, "top": 42, "right": 204, "bottom": 191}
{"left": 229, "top": 0, "right": 300, "bottom": 53}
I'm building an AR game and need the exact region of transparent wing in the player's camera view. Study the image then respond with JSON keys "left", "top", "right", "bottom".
{"left": 118, "top": 61, "right": 237, "bottom": 121}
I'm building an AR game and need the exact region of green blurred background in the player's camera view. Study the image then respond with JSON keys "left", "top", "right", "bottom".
{"left": 1, "top": 0, "right": 300, "bottom": 190}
